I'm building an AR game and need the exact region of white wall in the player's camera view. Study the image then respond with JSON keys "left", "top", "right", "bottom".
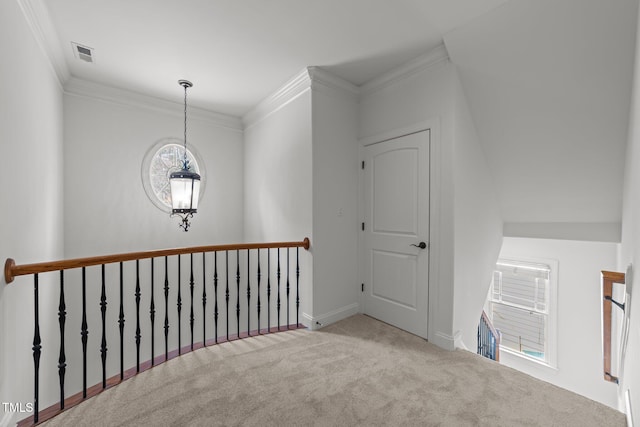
{"left": 359, "top": 50, "right": 502, "bottom": 351}
{"left": 0, "top": 0, "right": 64, "bottom": 424}
{"left": 243, "top": 68, "right": 360, "bottom": 328}
{"left": 444, "top": 0, "right": 635, "bottom": 240}
{"left": 1, "top": 77, "right": 246, "bottom": 420}
{"left": 63, "top": 86, "right": 244, "bottom": 257}
{"left": 243, "top": 84, "right": 314, "bottom": 323}
{"left": 58, "top": 85, "right": 246, "bottom": 406}
{"left": 359, "top": 55, "right": 457, "bottom": 349}
{"left": 452, "top": 69, "right": 503, "bottom": 350}
{"left": 619, "top": 2, "right": 640, "bottom": 421}
{"left": 310, "top": 77, "right": 359, "bottom": 325}
{"left": 243, "top": 90, "right": 312, "bottom": 243}
{"left": 498, "top": 237, "right": 619, "bottom": 409}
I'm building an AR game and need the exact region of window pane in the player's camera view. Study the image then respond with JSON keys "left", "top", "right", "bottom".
{"left": 492, "top": 302, "right": 546, "bottom": 361}
{"left": 495, "top": 261, "right": 550, "bottom": 313}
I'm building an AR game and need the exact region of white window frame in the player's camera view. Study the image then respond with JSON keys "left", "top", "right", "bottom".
{"left": 489, "top": 257, "right": 558, "bottom": 369}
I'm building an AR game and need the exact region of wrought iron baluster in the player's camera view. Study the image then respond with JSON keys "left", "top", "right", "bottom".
{"left": 202, "top": 252, "right": 206, "bottom": 346}
{"left": 484, "top": 328, "right": 491, "bottom": 357}
{"left": 484, "top": 328, "right": 491, "bottom": 359}
{"left": 225, "top": 251, "right": 229, "bottom": 341}
{"left": 190, "top": 253, "right": 195, "bottom": 350}
{"left": 247, "top": 249, "right": 251, "bottom": 336}
{"left": 118, "top": 262, "right": 125, "bottom": 380}
{"left": 135, "top": 260, "right": 141, "bottom": 372}
{"left": 296, "top": 247, "right": 300, "bottom": 327}
{"left": 236, "top": 249, "right": 240, "bottom": 338}
{"left": 81, "top": 267, "right": 88, "bottom": 397}
{"left": 178, "top": 254, "right": 182, "bottom": 354}
{"left": 214, "top": 251, "right": 219, "bottom": 343}
{"left": 257, "top": 249, "right": 261, "bottom": 334}
{"left": 485, "top": 328, "right": 491, "bottom": 358}
{"left": 486, "top": 324, "right": 489, "bottom": 357}
{"left": 478, "top": 314, "right": 498, "bottom": 361}
{"left": 267, "top": 249, "right": 271, "bottom": 332}
{"left": 277, "top": 248, "right": 281, "bottom": 330}
{"left": 100, "top": 265, "right": 108, "bottom": 389}
{"left": 484, "top": 325, "right": 488, "bottom": 358}
{"left": 150, "top": 258, "right": 155, "bottom": 366}
{"left": 482, "top": 321, "right": 486, "bottom": 357}
{"left": 32, "top": 274, "right": 41, "bottom": 423}
{"left": 58, "top": 270, "right": 66, "bottom": 409}
{"left": 487, "top": 323, "right": 490, "bottom": 357}
{"left": 480, "top": 322, "right": 483, "bottom": 356}
{"left": 164, "top": 256, "right": 169, "bottom": 361}
{"left": 286, "top": 248, "right": 290, "bottom": 329}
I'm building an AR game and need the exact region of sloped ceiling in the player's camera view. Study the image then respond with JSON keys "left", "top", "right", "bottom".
{"left": 29, "top": 0, "right": 640, "bottom": 239}
{"left": 445, "top": 0, "right": 638, "bottom": 236}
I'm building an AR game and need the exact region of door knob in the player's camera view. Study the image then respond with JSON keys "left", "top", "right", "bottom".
{"left": 411, "top": 242, "right": 427, "bottom": 249}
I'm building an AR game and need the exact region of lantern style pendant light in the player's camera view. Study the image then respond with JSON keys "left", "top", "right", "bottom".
{"left": 169, "top": 79, "right": 201, "bottom": 231}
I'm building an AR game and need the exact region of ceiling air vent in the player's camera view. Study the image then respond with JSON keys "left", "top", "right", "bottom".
{"left": 71, "top": 42, "right": 94, "bottom": 63}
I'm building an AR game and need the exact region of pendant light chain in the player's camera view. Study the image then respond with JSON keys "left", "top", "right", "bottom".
{"left": 178, "top": 79, "right": 193, "bottom": 168}
{"left": 170, "top": 79, "right": 199, "bottom": 232}
{"left": 183, "top": 83, "right": 188, "bottom": 167}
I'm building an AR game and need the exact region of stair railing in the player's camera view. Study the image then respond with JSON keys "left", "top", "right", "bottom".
{"left": 601, "top": 270, "right": 625, "bottom": 384}
{"left": 4, "top": 237, "right": 310, "bottom": 426}
{"left": 478, "top": 310, "right": 500, "bottom": 362}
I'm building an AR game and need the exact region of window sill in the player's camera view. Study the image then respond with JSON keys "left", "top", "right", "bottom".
{"left": 500, "top": 347, "right": 558, "bottom": 374}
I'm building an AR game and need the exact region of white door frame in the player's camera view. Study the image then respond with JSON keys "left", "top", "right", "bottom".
{"left": 358, "top": 118, "right": 443, "bottom": 344}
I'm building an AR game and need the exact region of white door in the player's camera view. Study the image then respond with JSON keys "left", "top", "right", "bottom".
{"left": 362, "top": 130, "right": 430, "bottom": 338}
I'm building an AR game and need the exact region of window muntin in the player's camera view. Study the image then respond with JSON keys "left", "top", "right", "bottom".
{"left": 149, "top": 143, "right": 200, "bottom": 209}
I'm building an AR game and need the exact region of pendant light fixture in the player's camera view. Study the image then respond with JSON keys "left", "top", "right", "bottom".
{"left": 169, "top": 79, "right": 201, "bottom": 231}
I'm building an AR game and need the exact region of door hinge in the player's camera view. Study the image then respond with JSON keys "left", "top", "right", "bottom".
{"left": 361, "top": 160, "right": 365, "bottom": 170}
{"left": 361, "top": 222, "right": 365, "bottom": 231}
{"left": 361, "top": 283, "right": 364, "bottom": 292}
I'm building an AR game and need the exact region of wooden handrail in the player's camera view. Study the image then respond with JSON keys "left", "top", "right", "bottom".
{"left": 601, "top": 270, "right": 625, "bottom": 384}
{"left": 4, "top": 237, "right": 310, "bottom": 284}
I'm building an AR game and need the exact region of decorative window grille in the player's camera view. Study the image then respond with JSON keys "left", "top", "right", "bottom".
{"left": 489, "top": 259, "right": 551, "bottom": 362}
{"left": 141, "top": 138, "right": 206, "bottom": 214}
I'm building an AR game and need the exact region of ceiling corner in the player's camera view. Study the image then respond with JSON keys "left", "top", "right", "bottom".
{"left": 360, "top": 43, "right": 450, "bottom": 98}
{"left": 242, "top": 67, "right": 313, "bottom": 129}
{"left": 17, "top": 0, "right": 71, "bottom": 86}
{"left": 307, "top": 66, "right": 360, "bottom": 101}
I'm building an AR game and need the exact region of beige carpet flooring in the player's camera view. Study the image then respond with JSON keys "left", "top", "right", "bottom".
{"left": 41, "top": 314, "right": 625, "bottom": 426}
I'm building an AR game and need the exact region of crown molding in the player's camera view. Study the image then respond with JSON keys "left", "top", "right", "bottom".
{"left": 65, "top": 77, "right": 243, "bottom": 132}
{"left": 308, "top": 67, "right": 359, "bottom": 102}
{"left": 17, "top": 0, "right": 70, "bottom": 87}
{"left": 242, "top": 68, "right": 313, "bottom": 129}
{"left": 242, "top": 66, "right": 361, "bottom": 129}
{"left": 360, "top": 44, "right": 450, "bottom": 98}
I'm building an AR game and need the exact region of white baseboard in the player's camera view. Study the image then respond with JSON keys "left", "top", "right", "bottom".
{"left": 430, "top": 330, "right": 460, "bottom": 351}
{"left": 453, "top": 330, "right": 467, "bottom": 351}
{"left": 302, "top": 303, "right": 360, "bottom": 330}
